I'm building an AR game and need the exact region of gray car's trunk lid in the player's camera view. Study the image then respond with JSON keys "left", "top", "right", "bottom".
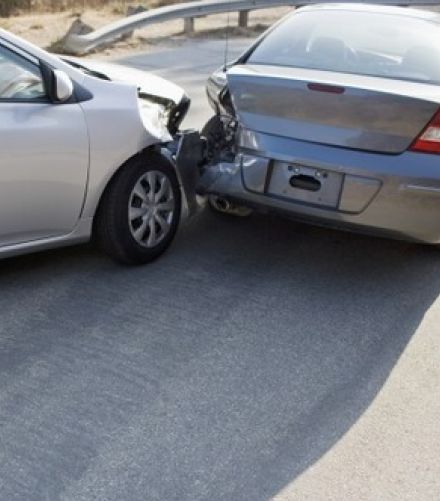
{"left": 227, "top": 64, "right": 440, "bottom": 154}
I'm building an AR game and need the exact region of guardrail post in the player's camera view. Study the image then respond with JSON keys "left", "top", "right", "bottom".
{"left": 238, "top": 10, "right": 249, "bottom": 28}
{"left": 123, "top": 5, "right": 147, "bottom": 40}
{"left": 184, "top": 17, "right": 195, "bottom": 34}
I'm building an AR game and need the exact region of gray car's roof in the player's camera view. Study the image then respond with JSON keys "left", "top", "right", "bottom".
{"left": 298, "top": 3, "right": 440, "bottom": 23}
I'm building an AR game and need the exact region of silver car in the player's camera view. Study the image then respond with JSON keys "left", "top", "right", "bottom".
{"left": 0, "top": 29, "right": 198, "bottom": 264}
{"left": 200, "top": 4, "right": 440, "bottom": 244}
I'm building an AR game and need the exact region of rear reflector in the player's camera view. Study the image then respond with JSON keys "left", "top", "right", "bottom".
{"left": 410, "top": 109, "right": 440, "bottom": 154}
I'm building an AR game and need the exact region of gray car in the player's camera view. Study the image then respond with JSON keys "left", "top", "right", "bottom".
{"left": 200, "top": 3, "right": 440, "bottom": 244}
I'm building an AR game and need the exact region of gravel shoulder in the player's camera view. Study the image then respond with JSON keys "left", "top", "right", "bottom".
{"left": 0, "top": 6, "right": 292, "bottom": 58}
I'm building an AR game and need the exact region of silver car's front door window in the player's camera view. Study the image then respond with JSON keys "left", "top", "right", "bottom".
{"left": 0, "top": 44, "right": 89, "bottom": 247}
{"left": 0, "top": 47, "right": 45, "bottom": 100}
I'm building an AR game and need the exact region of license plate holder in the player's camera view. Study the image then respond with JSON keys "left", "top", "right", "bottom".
{"left": 267, "top": 162, "right": 343, "bottom": 208}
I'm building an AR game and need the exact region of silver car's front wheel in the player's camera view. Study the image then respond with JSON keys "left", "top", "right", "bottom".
{"left": 128, "top": 171, "right": 175, "bottom": 248}
{"left": 95, "top": 152, "right": 181, "bottom": 265}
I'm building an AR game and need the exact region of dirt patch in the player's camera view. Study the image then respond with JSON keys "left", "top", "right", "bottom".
{"left": 0, "top": 1, "right": 183, "bottom": 17}
{"left": 0, "top": 9, "right": 122, "bottom": 50}
{"left": 0, "top": 6, "right": 292, "bottom": 58}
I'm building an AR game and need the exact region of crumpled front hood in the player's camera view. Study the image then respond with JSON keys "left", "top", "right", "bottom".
{"left": 63, "top": 57, "right": 185, "bottom": 106}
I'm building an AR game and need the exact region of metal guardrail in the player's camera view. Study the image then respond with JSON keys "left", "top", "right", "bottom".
{"left": 63, "top": 0, "right": 440, "bottom": 55}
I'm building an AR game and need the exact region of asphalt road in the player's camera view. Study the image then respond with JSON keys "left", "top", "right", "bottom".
{"left": 0, "top": 40, "right": 439, "bottom": 501}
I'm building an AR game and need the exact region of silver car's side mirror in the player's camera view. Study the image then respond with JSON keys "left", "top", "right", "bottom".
{"left": 40, "top": 60, "right": 74, "bottom": 104}
{"left": 53, "top": 70, "right": 74, "bottom": 103}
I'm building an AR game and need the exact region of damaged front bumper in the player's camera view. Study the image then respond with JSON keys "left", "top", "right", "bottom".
{"left": 165, "top": 130, "right": 207, "bottom": 218}
{"left": 139, "top": 90, "right": 205, "bottom": 219}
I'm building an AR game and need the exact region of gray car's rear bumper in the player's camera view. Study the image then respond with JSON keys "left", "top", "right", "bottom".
{"left": 200, "top": 130, "right": 440, "bottom": 244}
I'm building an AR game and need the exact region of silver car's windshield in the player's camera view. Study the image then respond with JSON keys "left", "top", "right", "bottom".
{"left": 247, "top": 10, "right": 440, "bottom": 84}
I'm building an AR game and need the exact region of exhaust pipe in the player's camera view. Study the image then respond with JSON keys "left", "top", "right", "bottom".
{"left": 211, "top": 196, "right": 231, "bottom": 212}
{"left": 208, "top": 195, "right": 253, "bottom": 217}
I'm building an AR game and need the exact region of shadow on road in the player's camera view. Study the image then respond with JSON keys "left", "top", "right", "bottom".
{"left": 0, "top": 210, "right": 439, "bottom": 500}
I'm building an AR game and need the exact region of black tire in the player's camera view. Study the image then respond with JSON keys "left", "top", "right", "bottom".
{"left": 94, "top": 151, "right": 181, "bottom": 265}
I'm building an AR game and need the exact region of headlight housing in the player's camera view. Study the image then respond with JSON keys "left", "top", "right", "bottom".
{"left": 137, "top": 98, "right": 172, "bottom": 142}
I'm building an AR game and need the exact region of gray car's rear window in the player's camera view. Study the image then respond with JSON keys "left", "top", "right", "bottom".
{"left": 247, "top": 10, "right": 440, "bottom": 84}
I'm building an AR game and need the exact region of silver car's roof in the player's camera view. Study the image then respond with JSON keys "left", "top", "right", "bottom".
{"left": 298, "top": 3, "right": 440, "bottom": 24}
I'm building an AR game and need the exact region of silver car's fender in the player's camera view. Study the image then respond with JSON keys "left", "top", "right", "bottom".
{"left": 78, "top": 75, "right": 172, "bottom": 220}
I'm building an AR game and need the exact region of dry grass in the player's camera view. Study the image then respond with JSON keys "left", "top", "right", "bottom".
{"left": 0, "top": 0, "right": 183, "bottom": 17}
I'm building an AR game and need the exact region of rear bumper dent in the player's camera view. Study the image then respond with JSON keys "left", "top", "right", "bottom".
{"left": 199, "top": 131, "right": 440, "bottom": 244}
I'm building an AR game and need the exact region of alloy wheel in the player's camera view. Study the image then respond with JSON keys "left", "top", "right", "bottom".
{"left": 128, "top": 170, "right": 175, "bottom": 248}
